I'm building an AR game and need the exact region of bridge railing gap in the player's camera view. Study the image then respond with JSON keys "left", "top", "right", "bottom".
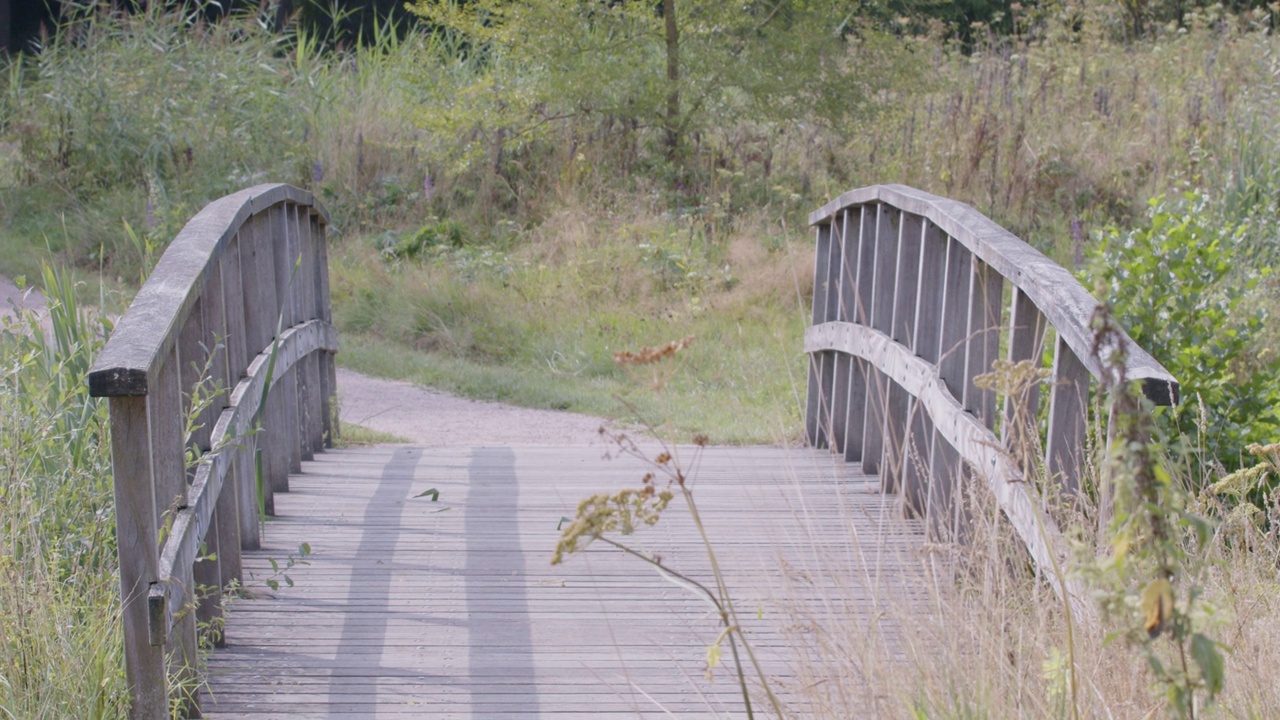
{"left": 804, "top": 184, "right": 1178, "bottom": 618}
{"left": 88, "top": 184, "right": 338, "bottom": 720}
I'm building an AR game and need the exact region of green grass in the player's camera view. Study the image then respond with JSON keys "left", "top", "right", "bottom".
{"left": 335, "top": 421, "right": 411, "bottom": 446}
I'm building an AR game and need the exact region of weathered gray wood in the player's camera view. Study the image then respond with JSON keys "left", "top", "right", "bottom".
{"left": 109, "top": 396, "right": 168, "bottom": 720}
{"left": 901, "top": 220, "right": 948, "bottom": 516}
{"left": 203, "top": 446, "right": 927, "bottom": 718}
{"left": 297, "top": 207, "right": 325, "bottom": 457}
{"left": 1046, "top": 334, "right": 1090, "bottom": 500}
{"left": 1004, "top": 287, "right": 1047, "bottom": 477}
{"left": 881, "top": 212, "right": 923, "bottom": 494}
{"left": 89, "top": 185, "right": 325, "bottom": 397}
{"left": 148, "top": 320, "right": 338, "bottom": 650}
{"left": 828, "top": 211, "right": 851, "bottom": 455}
{"left": 964, "top": 259, "right": 1003, "bottom": 428}
{"left": 148, "top": 347, "right": 200, "bottom": 715}
{"left": 312, "top": 213, "right": 338, "bottom": 447}
{"left": 861, "top": 204, "right": 897, "bottom": 474}
{"left": 219, "top": 232, "right": 260, "bottom": 551}
{"left": 88, "top": 184, "right": 333, "bottom": 718}
{"left": 804, "top": 321, "right": 1090, "bottom": 619}
{"left": 841, "top": 206, "right": 873, "bottom": 463}
{"left": 810, "top": 184, "right": 1178, "bottom": 405}
{"left": 805, "top": 225, "right": 832, "bottom": 447}
{"left": 271, "top": 204, "right": 304, "bottom": 477}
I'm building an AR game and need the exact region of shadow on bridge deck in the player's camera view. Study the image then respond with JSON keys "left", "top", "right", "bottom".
{"left": 202, "top": 443, "right": 926, "bottom": 719}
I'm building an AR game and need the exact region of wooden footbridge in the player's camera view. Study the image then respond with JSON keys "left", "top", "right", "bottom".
{"left": 88, "top": 184, "right": 1176, "bottom": 718}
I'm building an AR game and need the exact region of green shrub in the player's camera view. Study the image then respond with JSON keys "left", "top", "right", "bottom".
{"left": 1088, "top": 192, "right": 1279, "bottom": 480}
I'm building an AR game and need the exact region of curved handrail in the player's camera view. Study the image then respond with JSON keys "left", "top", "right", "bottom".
{"left": 810, "top": 184, "right": 1177, "bottom": 404}
{"left": 88, "top": 183, "right": 337, "bottom": 719}
{"left": 804, "top": 184, "right": 1178, "bottom": 618}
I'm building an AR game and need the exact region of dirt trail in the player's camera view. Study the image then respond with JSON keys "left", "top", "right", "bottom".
{"left": 2, "top": 272, "right": 614, "bottom": 447}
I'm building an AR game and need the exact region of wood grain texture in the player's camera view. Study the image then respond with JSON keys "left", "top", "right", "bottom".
{"left": 88, "top": 184, "right": 326, "bottom": 398}
{"left": 202, "top": 445, "right": 927, "bottom": 718}
{"left": 808, "top": 184, "right": 1178, "bottom": 405}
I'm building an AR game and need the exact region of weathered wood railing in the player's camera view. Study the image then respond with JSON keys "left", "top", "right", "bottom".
{"left": 88, "top": 184, "right": 338, "bottom": 719}
{"left": 804, "top": 184, "right": 1178, "bottom": 612}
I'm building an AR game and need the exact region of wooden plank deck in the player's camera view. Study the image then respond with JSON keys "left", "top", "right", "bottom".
{"left": 203, "top": 444, "right": 927, "bottom": 718}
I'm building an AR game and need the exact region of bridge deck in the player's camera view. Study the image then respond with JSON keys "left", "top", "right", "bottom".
{"left": 203, "top": 444, "right": 926, "bottom": 718}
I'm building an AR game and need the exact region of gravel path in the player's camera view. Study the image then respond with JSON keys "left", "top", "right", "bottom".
{"left": 2, "top": 272, "right": 615, "bottom": 447}
{"left": 335, "top": 367, "right": 615, "bottom": 447}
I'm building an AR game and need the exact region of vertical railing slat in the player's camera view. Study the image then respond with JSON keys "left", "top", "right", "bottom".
{"left": 964, "top": 259, "right": 1004, "bottom": 428}
{"left": 1047, "top": 335, "right": 1090, "bottom": 500}
{"left": 881, "top": 212, "right": 923, "bottom": 494}
{"left": 804, "top": 223, "right": 832, "bottom": 447}
{"left": 829, "top": 211, "right": 850, "bottom": 455}
{"left": 1004, "top": 287, "right": 1047, "bottom": 477}
{"left": 926, "top": 235, "right": 972, "bottom": 538}
{"left": 861, "top": 204, "right": 896, "bottom": 474}
{"left": 242, "top": 213, "right": 282, "bottom": 515}
{"left": 902, "top": 220, "right": 947, "bottom": 515}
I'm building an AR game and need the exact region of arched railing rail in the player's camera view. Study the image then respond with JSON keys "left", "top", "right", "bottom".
{"left": 88, "top": 184, "right": 338, "bottom": 719}
{"left": 804, "top": 184, "right": 1178, "bottom": 615}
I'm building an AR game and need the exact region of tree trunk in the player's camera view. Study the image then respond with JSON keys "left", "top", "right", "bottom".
{"left": 663, "top": 0, "right": 679, "bottom": 163}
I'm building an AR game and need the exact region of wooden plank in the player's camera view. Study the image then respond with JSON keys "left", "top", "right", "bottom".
{"left": 1004, "top": 287, "right": 1047, "bottom": 477}
{"left": 108, "top": 396, "right": 168, "bottom": 720}
{"left": 1046, "top": 333, "right": 1090, "bottom": 501}
{"left": 963, "top": 259, "right": 1004, "bottom": 429}
{"left": 860, "top": 204, "right": 896, "bottom": 474}
{"left": 829, "top": 211, "right": 851, "bottom": 454}
{"left": 805, "top": 224, "right": 831, "bottom": 447}
{"left": 271, "top": 204, "right": 303, "bottom": 477}
{"left": 803, "top": 320, "right": 1089, "bottom": 619}
{"left": 881, "top": 212, "right": 923, "bottom": 494}
{"left": 89, "top": 184, "right": 326, "bottom": 397}
{"left": 842, "top": 206, "right": 873, "bottom": 464}
{"left": 901, "top": 220, "right": 947, "bottom": 515}
{"left": 808, "top": 184, "right": 1177, "bottom": 405}
{"left": 202, "top": 446, "right": 927, "bottom": 718}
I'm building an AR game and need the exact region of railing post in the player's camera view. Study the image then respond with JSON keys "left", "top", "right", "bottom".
{"left": 151, "top": 346, "right": 200, "bottom": 716}
{"left": 313, "top": 211, "right": 338, "bottom": 446}
{"left": 842, "top": 206, "right": 875, "bottom": 463}
{"left": 109, "top": 395, "right": 168, "bottom": 720}
{"left": 241, "top": 212, "right": 282, "bottom": 514}
{"left": 805, "top": 222, "right": 834, "bottom": 448}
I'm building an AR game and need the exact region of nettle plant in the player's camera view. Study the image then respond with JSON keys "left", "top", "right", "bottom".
{"left": 1088, "top": 191, "right": 1279, "bottom": 485}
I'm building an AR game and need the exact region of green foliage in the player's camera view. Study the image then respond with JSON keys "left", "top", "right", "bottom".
{"left": 0, "top": 265, "right": 126, "bottom": 719}
{"left": 1088, "top": 192, "right": 1280, "bottom": 478}
{"left": 377, "top": 218, "right": 470, "bottom": 260}
{"left": 1089, "top": 303, "right": 1226, "bottom": 719}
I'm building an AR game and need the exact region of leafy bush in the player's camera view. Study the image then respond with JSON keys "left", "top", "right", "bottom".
{"left": 1088, "top": 192, "right": 1279, "bottom": 479}
{"left": 377, "top": 219, "right": 470, "bottom": 260}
